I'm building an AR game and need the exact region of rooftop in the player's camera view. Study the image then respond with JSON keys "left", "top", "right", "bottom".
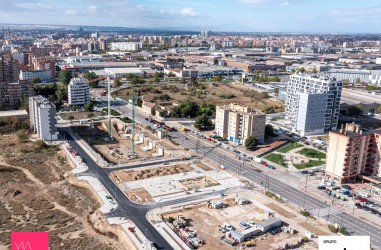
{"left": 0, "top": 109, "right": 28, "bottom": 118}
{"left": 258, "top": 217, "right": 282, "bottom": 228}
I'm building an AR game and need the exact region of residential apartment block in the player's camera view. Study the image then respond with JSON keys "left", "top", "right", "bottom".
{"left": 68, "top": 78, "right": 90, "bottom": 106}
{"left": 0, "top": 56, "right": 19, "bottom": 83}
{"left": 0, "top": 82, "right": 34, "bottom": 110}
{"left": 110, "top": 42, "right": 143, "bottom": 51}
{"left": 286, "top": 74, "right": 342, "bottom": 136}
{"left": 215, "top": 103, "right": 266, "bottom": 144}
{"left": 325, "top": 123, "right": 381, "bottom": 184}
{"left": 29, "top": 96, "right": 58, "bottom": 141}
{"left": 19, "top": 70, "right": 52, "bottom": 82}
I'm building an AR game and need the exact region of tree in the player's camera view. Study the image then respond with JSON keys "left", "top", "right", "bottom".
{"left": 87, "top": 113, "right": 95, "bottom": 118}
{"left": 71, "top": 105, "right": 79, "bottom": 111}
{"left": 265, "top": 124, "right": 276, "bottom": 137}
{"left": 290, "top": 69, "right": 296, "bottom": 74}
{"left": 16, "top": 129, "right": 28, "bottom": 142}
{"left": 194, "top": 114, "right": 212, "bottom": 130}
{"left": 171, "top": 100, "right": 200, "bottom": 118}
{"left": 355, "top": 78, "right": 361, "bottom": 84}
{"left": 347, "top": 105, "right": 363, "bottom": 116}
{"left": 68, "top": 115, "right": 75, "bottom": 120}
{"left": 113, "top": 78, "right": 122, "bottom": 88}
{"left": 32, "top": 77, "right": 41, "bottom": 84}
{"left": 84, "top": 72, "right": 100, "bottom": 88}
{"left": 274, "top": 88, "right": 279, "bottom": 96}
{"left": 245, "top": 136, "right": 258, "bottom": 150}
{"left": 153, "top": 75, "right": 160, "bottom": 84}
{"left": 55, "top": 83, "right": 68, "bottom": 103}
{"left": 212, "top": 75, "right": 223, "bottom": 82}
{"left": 298, "top": 67, "right": 306, "bottom": 73}
{"left": 167, "top": 71, "right": 176, "bottom": 78}
{"left": 58, "top": 70, "right": 72, "bottom": 85}
{"left": 83, "top": 102, "right": 94, "bottom": 112}
{"left": 20, "top": 95, "right": 29, "bottom": 110}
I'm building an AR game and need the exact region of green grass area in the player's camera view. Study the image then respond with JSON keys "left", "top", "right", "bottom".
{"left": 293, "top": 160, "right": 325, "bottom": 170}
{"left": 277, "top": 142, "right": 303, "bottom": 153}
{"left": 264, "top": 153, "right": 288, "bottom": 168}
{"left": 297, "top": 148, "right": 326, "bottom": 159}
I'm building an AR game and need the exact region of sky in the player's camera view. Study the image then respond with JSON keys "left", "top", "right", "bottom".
{"left": 0, "top": 0, "right": 381, "bottom": 33}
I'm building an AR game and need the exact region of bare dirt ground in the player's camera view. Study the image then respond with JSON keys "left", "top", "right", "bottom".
{"left": 161, "top": 202, "right": 316, "bottom": 250}
{"left": 299, "top": 221, "right": 329, "bottom": 236}
{"left": 110, "top": 164, "right": 193, "bottom": 183}
{"left": 179, "top": 176, "right": 219, "bottom": 189}
{"left": 76, "top": 124, "right": 155, "bottom": 164}
{"left": 126, "top": 188, "right": 154, "bottom": 204}
{"left": 115, "top": 83, "right": 284, "bottom": 112}
{"left": 195, "top": 162, "right": 213, "bottom": 171}
{"left": 0, "top": 134, "right": 131, "bottom": 249}
{"left": 266, "top": 203, "right": 296, "bottom": 219}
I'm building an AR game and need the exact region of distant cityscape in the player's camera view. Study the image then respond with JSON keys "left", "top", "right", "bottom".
{"left": 1, "top": 21, "right": 381, "bottom": 250}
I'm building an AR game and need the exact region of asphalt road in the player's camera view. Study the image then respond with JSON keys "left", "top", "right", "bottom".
{"left": 59, "top": 128, "right": 173, "bottom": 250}
{"left": 170, "top": 131, "right": 381, "bottom": 248}
{"left": 71, "top": 102, "right": 381, "bottom": 248}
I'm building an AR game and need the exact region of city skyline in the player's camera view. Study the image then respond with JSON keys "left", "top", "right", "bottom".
{"left": 0, "top": 0, "right": 381, "bottom": 33}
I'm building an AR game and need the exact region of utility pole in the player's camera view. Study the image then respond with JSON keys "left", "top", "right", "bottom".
{"left": 107, "top": 76, "right": 111, "bottom": 138}
{"left": 131, "top": 92, "right": 135, "bottom": 158}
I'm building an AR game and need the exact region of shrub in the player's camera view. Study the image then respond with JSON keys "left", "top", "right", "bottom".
{"left": 328, "top": 224, "right": 339, "bottom": 233}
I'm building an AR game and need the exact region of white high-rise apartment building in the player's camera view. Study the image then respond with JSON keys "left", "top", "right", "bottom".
{"left": 68, "top": 78, "right": 90, "bottom": 106}
{"left": 286, "top": 74, "right": 342, "bottom": 136}
{"left": 215, "top": 103, "right": 266, "bottom": 144}
{"left": 29, "top": 96, "right": 58, "bottom": 141}
{"left": 110, "top": 42, "right": 143, "bottom": 51}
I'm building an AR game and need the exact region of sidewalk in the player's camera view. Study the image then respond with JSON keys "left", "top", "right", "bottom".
{"left": 62, "top": 143, "right": 88, "bottom": 174}
{"left": 77, "top": 175, "right": 118, "bottom": 213}
{"left": 108, "top": 217, "right": 157, "bottom": 250}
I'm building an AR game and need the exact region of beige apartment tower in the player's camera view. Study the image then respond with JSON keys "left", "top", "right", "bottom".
{"left": 215, "top": 103, "right": 266, "bottom": 144}
{"left": 325, "top": 123, "right": 381, "bottom": 184}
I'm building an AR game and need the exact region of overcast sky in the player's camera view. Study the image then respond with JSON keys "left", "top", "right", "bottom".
{"left": 0, "top": 0, "right": 381, "bottom": 33}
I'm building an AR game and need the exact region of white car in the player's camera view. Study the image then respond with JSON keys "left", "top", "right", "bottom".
{"left": 223, "top": 223, "right": 234, "bottom": 231}
{"left": 247, "top": 221, "right": 256, "bottom": 228}
{"left": 359, "top": 192, "right": 370, "bottom": 198}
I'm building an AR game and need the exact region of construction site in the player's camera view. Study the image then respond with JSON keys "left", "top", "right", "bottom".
{"left": 75, "top": 118, "right": 183, "bottom": 165}
{"left": 109, "top": 160, "right": 244, "bottom": 204}
{"left": 158, "top": 189, "right": 324, "bottom": 250}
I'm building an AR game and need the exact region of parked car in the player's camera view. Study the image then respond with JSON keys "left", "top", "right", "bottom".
{"left": 355, "top": 203, "right": 363, "bottom": 209}
{"left": 239, "top": 221, "right": 250, "bottom": 229}
{"left": 270, "top": 227, "right": 282, "bottom": 235}
{"left": 359, "top": 192, "right": 370, "bottom": 198}
{"left": 363, "top": 206, "right": 371, "bottom": 211}
{"left": 223, "top": 223, "right": 234, "bottom": 231}
{"left": 268, "top": 165, "right": 276, "bottom": 169}
{"left": 357, "top": 197, "right": 368, "bottom": 203}
{"left": 370, "top": 209, "right": 379, "bottom": 214}
{"left": 247, "top": 221, "right": 256, "bottom": 228}
{"left": 341, "top": 185, "right": 351, "bottom": 190}
{"left": 318, "top": 186, "right": 326, "bottom": 190}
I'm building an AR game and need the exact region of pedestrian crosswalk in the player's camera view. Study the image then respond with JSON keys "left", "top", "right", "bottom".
{"left": 310, "top": 206, "right": 341, "bottom": 217}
